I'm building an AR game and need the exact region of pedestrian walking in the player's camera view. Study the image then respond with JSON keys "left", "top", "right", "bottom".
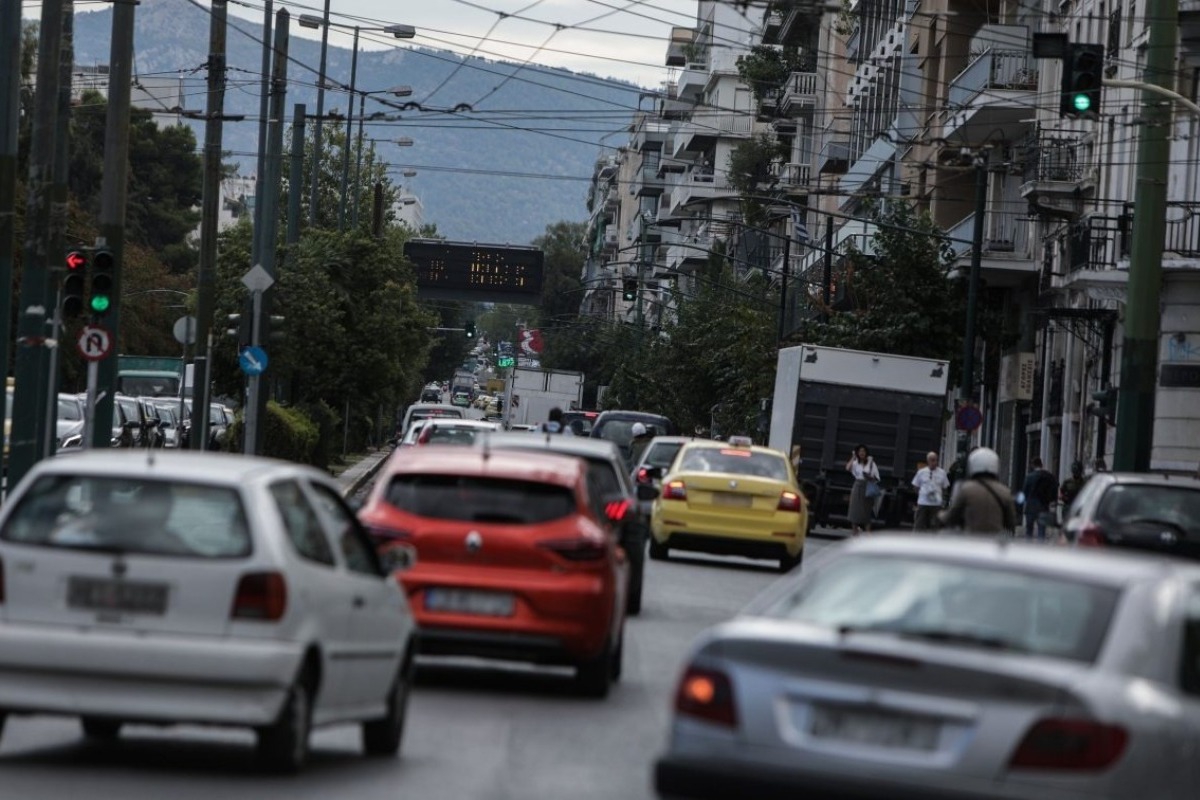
{"left": 538, "top": 407, "right": 574, "bottom": 435}
{"left": 911, "top": 451, "right": 950, "bottom": 531}
{"left": 845, "top": 444, "right": 880, "bottom": 536}
{"left": 939, "top": 448, "right": 1018, "bottom": 535}
{"left": 1020, "top": 457, "right": 1059, "bottom": 542}
{"left": 1059, "top": 460, "right": 1087, "bottom": 510}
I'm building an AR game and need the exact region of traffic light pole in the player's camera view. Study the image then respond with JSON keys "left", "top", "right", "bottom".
{"left": 1112, "top": 0, "right": 1179, "bottom": 471}
{"left": 0, "top": 0, "right": 20, "bottom": 469}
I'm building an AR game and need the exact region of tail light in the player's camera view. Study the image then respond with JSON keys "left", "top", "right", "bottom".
{"left": 1009, "top": 718, "right": 1127, "bottom": 771}
{"left": 636, "top": 468, "right": 650, "bottom": 484}
{"left": 1077, "top": 523, "right": 1105, "bottom": 546}
{"left": 605, "top": 499, "right": 630, "bottom": 522}
{"left": 231, "top": 572, "right": 288, "bottom": 621}
{"left": 539, "top": 537, "right": 607, "bottom": 562}
{"left": 663, "top": 480, "right": 687, "bottom": 500}
{"left": 675, "top": 665, "right": 737, "bottom": 728}
{"left": 777, "top": 491, "right": 803, "bottom": 512}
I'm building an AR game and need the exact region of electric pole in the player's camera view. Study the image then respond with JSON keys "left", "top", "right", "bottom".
{"left": 0, "top": 0, "right": 24, "bottom": 468}
{"left": 1113, "top": 0, "right": 1179, "bottom": 471}
{"left": 288, "top": 103, "right": 305, "bottom": 245}
{"left": 251, "top": 0, "right": 272, "bottom": 268}
{"left": 308, "top": 0, "right": 333, "bottom": 227}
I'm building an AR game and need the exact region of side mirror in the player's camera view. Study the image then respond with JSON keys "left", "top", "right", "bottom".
{"left": 379, "top": 543, "right": 417, "bottom": 575}
{"left": 636, "top": 483, "right": 659, "bottom": 501}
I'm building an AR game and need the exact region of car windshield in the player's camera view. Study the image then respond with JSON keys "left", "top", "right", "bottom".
{"left": 644, "top": 442, "right": 684, "bottom": 469}
{"left": 57, "top": 397, "right": 82, "bottom": 421}
{"left": 384, "top": 474, "right": 576, "bottom": 524}
{"left": 120, "top": 376, "right": 180, "bottom": 397}
{"left": 1096, "top": 484, "right": 1200, "bottom": 534}
{"left": 759, "top": 554, "right": 1119, "bottom": 663}
{"left": 596, "top": 419, "right": 666, "bottom": 448}
{"left": 677, "top": 448, "right": 789, "bottom": 481}
{"left": 117, "top": 397, "right": 140, "bottom": 421}
{"left": 1, "top": 475, "right": 252, "bottom": 559}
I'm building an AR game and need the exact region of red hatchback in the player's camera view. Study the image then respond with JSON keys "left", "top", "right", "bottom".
{"left": 358, "top": 447, "right": 629, "bottom": 697}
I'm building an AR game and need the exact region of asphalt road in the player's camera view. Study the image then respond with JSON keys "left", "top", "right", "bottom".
{"left": 0, "top": 539, "right": 838, "bottom": 800}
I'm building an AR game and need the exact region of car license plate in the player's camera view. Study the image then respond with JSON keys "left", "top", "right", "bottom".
{"left": 809, "top": 706, "right": 940, "bottom": 750}
{"left": 68, "top": 577, "right": 168, "bottom": 615}
{"left": 712, "top": 492, "right": 752, "bottom": 507}
{"left": 424, "top": 588, "right": 515, "bottom": 617}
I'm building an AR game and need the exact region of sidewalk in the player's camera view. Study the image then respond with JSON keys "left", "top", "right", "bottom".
{"left": 335, "top": 447, "right": 393, "bottom": 498}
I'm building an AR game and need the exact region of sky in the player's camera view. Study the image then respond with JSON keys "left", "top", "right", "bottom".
{"left": 25, "top": 0, "right": 707, "bottom": 89}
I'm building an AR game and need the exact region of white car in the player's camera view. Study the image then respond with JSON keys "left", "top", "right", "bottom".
{"left": 656, "top": 535, "right": 1200, "bottom": 799}
{"left": 0, "top": 450, "right": 417, "bottom": 772}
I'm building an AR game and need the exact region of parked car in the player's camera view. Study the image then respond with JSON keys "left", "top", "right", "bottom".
{"left": 54, "top": 393, "right": 85, "bottom": 452}
{"left": 648, "top": 438, "right": 807, "bottom": 572}
{"left": 482, "top": 432, "right": 648, "bottom": 614}
{"left": 590, "top": 410, "right": 678, "bottom": 468}
{"left": 150, "top": 399, "right": 186, "bottom": 448}
{"left": 136, "top": 397, "right": 168, "bottom": 449}
{"left": 1062, "top": 472, "right": 1200, "bottom": 559}
{"left": 358, "top": 446, "right": 628, "bottom": 697}
{"left": 0, "top": 450, "right": 417, "bottom": 772}
{"left": 656, "top": 535, "right": 1200, "bottom": 800}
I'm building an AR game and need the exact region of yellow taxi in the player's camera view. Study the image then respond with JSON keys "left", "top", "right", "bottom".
{"left": 648, "top": 436, "right": 807, "bottom": 572}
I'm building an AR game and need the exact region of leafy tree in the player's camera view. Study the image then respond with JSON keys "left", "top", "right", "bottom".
{"left": 532, "top": 220, "right": 586, "bottom": 328}
{"left": 727, "top": 134, "right": 789, "bottom": 227}
{"left": 735, "top": 45, "right": 816, "bottom": 103}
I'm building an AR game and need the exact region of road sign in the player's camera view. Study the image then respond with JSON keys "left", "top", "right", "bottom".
{"left": 241, "top": 263, "right": 275, "bottom": 293}
{"left": 497, "top": 356, "right": 515, "bottom": 368}
{"left": 955, "top": 403, "right": 983, "bottom": 432}
{"left": 76, "top": 324, "right": 113, "bottom": 362}
{"left": 239, "top": 345, "right": 269, "bottom": 376}
{"left": 173, "top": 315, "right": 197, "bottom": 346}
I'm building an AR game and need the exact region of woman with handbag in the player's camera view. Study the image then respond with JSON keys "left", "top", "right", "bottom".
{"left": 846, "top": 444, "right": 881, "bottom": 535}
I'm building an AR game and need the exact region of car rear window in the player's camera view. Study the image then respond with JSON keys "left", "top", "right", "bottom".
{"left": 413, "top": 408, "right": 464, "bottom": 423}
{"left": 678, "top": 448, "right": 789, "bottom": 481}
{"left": 58, "top": 397, "right": 82, "bottom": 421}
{"left": 595, "top": 419, "right": 669, "bottom": 447}
{"left": 645, "top": 442, "right": 684, "bottom": 469}
{"left": 385, "top": 474, "right": 576, "bottom": 524}
{"left": 1097, "top": 485, "right": 1200, "bottom": 535}
{"left": 760, "top": 555, "right": 1119, "bottom": 663}
{"left": 426, "top": 426, "right": 488, "bottom": 445}
{"left": 1, "top": 475, "right": 252, "bottom": 558}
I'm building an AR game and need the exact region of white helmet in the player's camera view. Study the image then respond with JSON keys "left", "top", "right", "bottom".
{"left": 967, "top": 447, "right": 1000, "bottom": 477}
{"left": 631, "top": 422, "right": 648, "bottom": 437}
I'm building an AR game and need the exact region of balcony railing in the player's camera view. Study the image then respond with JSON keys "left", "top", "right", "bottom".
{"left": 779, "top": 71, "right": 818, "bottom": 116}
{"left": 948, "top": 49, "right": 1037, "bottom": 108}
{"left": 770, "top": 161, "right": 811, "bottom": 187}
{"left": 1126, "top": 201, "right": 1200, "bottom": 258}
{"left": 1066, "top": 214, "right": 1128, "bottom": 272}
{"left": 945, "top": 206, "right": 1032, "bottom": 260}
{"left": 1021, "top": 133, "right": 1089, "bottom": 183}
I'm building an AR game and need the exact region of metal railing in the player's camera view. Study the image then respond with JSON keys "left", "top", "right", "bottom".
{"left": 1126, "top": 201, "right": 1200, "bottom": 258}
{"left": 948, "top": 48, "right": 1037, "bottom": 108}
{"left": 945, "top": 206, "right": 1032, "bottom": 259}
{"left": 1021, "top": 133, "right": 1088, "bottom": 183}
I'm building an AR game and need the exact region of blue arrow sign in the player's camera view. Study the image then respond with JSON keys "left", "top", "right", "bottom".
{"left": 239, "top": 345, "right": 269, "bottom": 376}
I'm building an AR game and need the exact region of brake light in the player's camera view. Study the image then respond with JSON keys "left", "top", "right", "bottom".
{"left": 1009, "top": 718, "right": 1127, "bottom": 771}
{"left": 539, "top": 537, "right": 607, "bottom": 562}
{"left": 675, "top": 665, "right": 737, "bottom": 728}
{"left": 778, "top": 491, "right": 803, "bottom": 512}
{"left": 636, "top": 468, "right": 650, "bottom": 484}
{"left": 605, "top": 499, "right": 630, "bottom": 522}
{"left": 663, "top": 480, "right": 687, "bottom": 500}
{"left": 231, "top": 572, "right": 288, "bottom": 621}
{"left": 1077, "top": 523, "right": 1105, "bottom": 546}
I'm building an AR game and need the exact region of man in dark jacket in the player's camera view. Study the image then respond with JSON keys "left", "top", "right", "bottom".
{"left": 940, "top": 448, "right": 1018, "bottom": 535}
{"left": 1020, "top": 457, "right": 1059, "bottom": 541}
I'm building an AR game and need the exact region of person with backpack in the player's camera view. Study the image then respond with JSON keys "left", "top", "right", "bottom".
{"left": 939, "top": 448, "right": 1018, "bottom": 535}
{"left": 1020, "top": 457, "right": 1059, "bottom": 542}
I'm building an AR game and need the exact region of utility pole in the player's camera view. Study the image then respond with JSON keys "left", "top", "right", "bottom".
{"left": 10, "top": 0, "right": 65, "bottom": 484}
{"left": 956, "top": 156, "right": 989, "bottom": 464}
{"left": 1113, "top": 0, "right": 1179, "bottom": 471}
{"left": 0, "top": 0, "right": 24, "bottom": 468}
{"left": 90, "top": 0, "right": 136, "bottom": 449}
{"left": 777, "top": 233, "right": 790, "bottom": 343}
{"left": 251, "top": 0, "right": 272, "bottom": 268}
{"left": 352, "top": 91, "right": 367, "bottom": 228}
{"left": 191, "top": 0, "right": 228, "bottom": 449}
{"left": 338, "top": 26, "right": 360, "bottom": 232}
{"left": 287, "top": 104, "right": 305, "bottom": 245}
{"left": 308, "top": 0, "right": 333, "bottom": 228}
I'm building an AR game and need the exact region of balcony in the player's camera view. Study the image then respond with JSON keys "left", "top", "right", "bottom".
{"left": 777, "top": 1, "right": 825, "bottom": 46}
{"left": 944, "top": 204, "right": 1037, "bottom": 287}
{"left": 819, "top": 137, "right": 850, "bottom": 174}
{"left": 667, "top": 169, "right": 727, "bottom": 216}
{"left": 672, "top": 111, "right": 753, "bottom": 157}
{"left": 603, "top": 185, "right": 619, "bottom": 215}
{"left": 666, "top": 234, "right": 713, "bottom": 273}
{"left": 665, "top": 27, "right": 695, "bottom": 68}
{"left": 770, "top": 161, "right": 812, "bottom": 191}
{"left": 636, "top": 162, "right": 665, "bottom": 197}
{"left": 677, "top": 61, "right": 709, "bottom": 103}
{"left": 1019, "top": 132, "right": 1097, "bottom": 215}
{"left": 779, "top": 71, "right": 818, "bottom": 117}
{"left": 942, "top": 49, "right": 1038, "bottom": 144}
{"left": 632, "top": 119, "right": 670, "bottom": 152}
{"left": 762, "top": 10, "right": 783, "bottom": 44}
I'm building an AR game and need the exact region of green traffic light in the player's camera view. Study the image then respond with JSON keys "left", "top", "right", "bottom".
{"left": 90, "top": 295, "right": 111, "bottom": 313}
{"left": 1073, "top": 93, "right": 1091, "bottom": 112}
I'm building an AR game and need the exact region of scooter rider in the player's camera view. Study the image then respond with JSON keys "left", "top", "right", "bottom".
{"left": 939, "top": 447, "right": 1018, "bottom": 535}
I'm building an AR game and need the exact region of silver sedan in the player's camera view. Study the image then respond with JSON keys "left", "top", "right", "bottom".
{"left": 655, "top": 535, "right": 1200, "bottom": 799}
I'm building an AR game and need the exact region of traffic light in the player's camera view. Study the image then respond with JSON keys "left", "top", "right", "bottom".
{"left": 622, "top": 278, "right": 637, "bottom": 302}
{"left": 268, "top": 314, "right": 285, "bottom": 343}
{"left": 225, "top": 313, "right": 248, "bottom": 346}
{"left": 62, "top": 249, "right": 88, "bottom": 318}
{"left": 1088, "top": 386, "right": 1117, "bottom": 426}
{"left": 1061, "top": 43, "right": 1104, "bottom": 118}
{"left": 465, "top": 321, "right": 476, "bottom": 339}
{"left": 89, "top": 247, "right": 115, "bottom": 318}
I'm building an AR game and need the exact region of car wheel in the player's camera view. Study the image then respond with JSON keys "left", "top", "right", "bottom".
{"left": 648, "top": 536, "right": 669, "bottom": 561}
{"left": 256, "top": 677, "right": 312, "bottom": 773}
{"left": 362, "top": 662, "right": 412, "bottom": 757}
{"left": 81, "top": 717, "right": 122, "bottom": 741}
{"left": 778, "top": 549, "right": 804, "bottom": 573}
{"left": 575, "top": 638, "right": 613, "bottom": 698}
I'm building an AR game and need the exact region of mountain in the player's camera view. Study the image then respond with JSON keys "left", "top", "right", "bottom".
{"left": 70, "top": 0, "right": 644, "bottom": 244}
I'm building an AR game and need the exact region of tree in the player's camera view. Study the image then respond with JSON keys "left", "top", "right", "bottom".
{"left": 735, "top": 45, "right": 815, "bottom": 103}
{"left": 532, "top": 220, "right": 586, "bottom": 328}
{"left": 727, "top": 134, "right": 789, "bottom": 227}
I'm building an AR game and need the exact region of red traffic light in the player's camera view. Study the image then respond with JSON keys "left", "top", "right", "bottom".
{"left": 66, "top": 250, "right": 87, "bottom": 270}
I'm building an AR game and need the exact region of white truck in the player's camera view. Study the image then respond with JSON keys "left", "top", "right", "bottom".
{"left": 769, "top": 344, "right": 951, "bottom": 529}
{"left": 505, "top": 367, "right": 584, "bottom": 427}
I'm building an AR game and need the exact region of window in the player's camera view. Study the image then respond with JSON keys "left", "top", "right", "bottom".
{"left": 677, "top": 447, "right": 790, "bottom": 481}
{"left": 308, "top": 482, "right": 380, "bottom": 577}
{"left": 1182, "top": 587, "right": 1200, "bottom": 695}
{"left": 645, "top": 442, "right": 684, "bottom": 469}
{"left": 2, "top": 475, "right": 251, "bottom": 559}
{"left": 385, "top": 474, "right": 576, "bottom": 524}
{"left": 269, "top": 481, "right": 335, "bottom": 566}
{"left": 1096, "top": 485, "right": 1200, "bottom": 535}
{"left": 57, "top": 397, "right": 82, "bottom": 421}
{"left": 758, "top": 555, "right": 1120, "bottom": 664}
